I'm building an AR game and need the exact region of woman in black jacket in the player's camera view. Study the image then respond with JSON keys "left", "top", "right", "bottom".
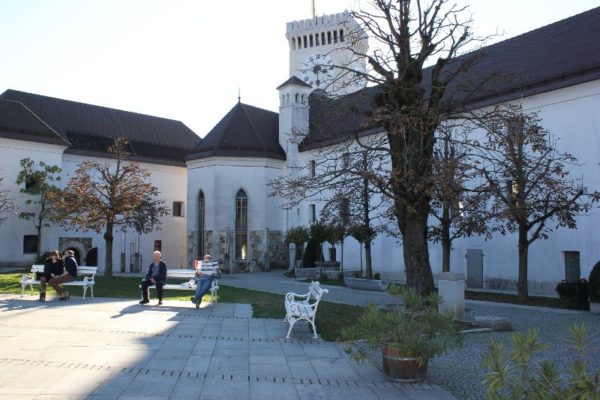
{"left": 49, "top": 249, "right": 78, "bottom": 300}
{"left": 39, "top": 250, "right": 64, "bottom": 301}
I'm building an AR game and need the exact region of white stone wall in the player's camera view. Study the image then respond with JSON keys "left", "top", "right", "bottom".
{"left": 0, "top": 141, "right": 188, "bottom": 272}
{"left": 0, "top": 138, "right": 66, "bottom": 267}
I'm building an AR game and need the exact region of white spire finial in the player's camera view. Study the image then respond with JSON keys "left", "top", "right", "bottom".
{"left": 311, "top": 0, "right": 315, "bottom": 18}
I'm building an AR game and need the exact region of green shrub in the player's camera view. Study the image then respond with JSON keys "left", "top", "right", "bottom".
{"left": 588, "top": 261, "right": 600, "bottom": 302}
{"left": 555, "top": 279, "right": 589, "bottom": 310}
{"left": 483, "top": 323, "right": 599, "bottom": 399}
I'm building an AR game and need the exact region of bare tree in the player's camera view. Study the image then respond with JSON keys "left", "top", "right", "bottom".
{"left": 474, "top": 107, "right": 600, "bottom": 299}
{"left": 15, "top": 159, "right": 61, "bottom": 259}
{"left": 0, "top": 176, "right": 13, "bottom": 226}
{"left": 429, "top": 125, "right": 492, "bottom": 272}
{"left": 49, "top": 138, "right": 169, "bottom": 277}
{"left": 341, "top": 0, "right": 487, "bottom": 294}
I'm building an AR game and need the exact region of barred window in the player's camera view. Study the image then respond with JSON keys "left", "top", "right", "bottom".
{"left": 235, "top": 189, "right": 248, "bottom": 260}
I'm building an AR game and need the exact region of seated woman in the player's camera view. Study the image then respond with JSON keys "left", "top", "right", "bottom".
{"left": 39, "top": 250, "right": 64, "bottom": 301}
{"left": 190, "top": 255, "right": 218, "bottom": 308}
{"left": 49, "top": 249, "right": 78, "bottom": 300}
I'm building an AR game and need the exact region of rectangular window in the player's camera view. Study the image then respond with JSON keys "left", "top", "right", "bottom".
{"left": 310, "top": 160, "right": 316, "bottom": 177}
{"left": 564, "top": 251, "right": 581, "bottom": 282}
{"left": 333, "top": 30, "right": 338, "bottom": 43}
{"left": 291, "top": 37, "right": 296, "bottom": 50}
{"left": 339, "top": 29, "right": 344, "bottom": 42}
{"left": 154, "top": 240, "right": 162, "bottom": 252}
{"left": 303, "top": 35, "right": 308, "bottom": 48}
{"left": 309, "top": 34, "right": 313, "bottom": 47}
{"left": 342, "top": 152, "right": 350, "bottom": 169}
{"left": 23, "top": 235, "right": 38, "bottom": 254}
{"left": 173, "top": 201, "right": 184, "bottom": 217}
{"left": 327, "top": 31, "right": 332, "bottom": 44}
{"left": 321, "top": 32, "right": 325, "bottom": 45}
{"left": 315, "top": 33, "right": 320, "bottom": 46}
{"left": 309, "top": 204, "right": 316, "bottom": 224}
{"left": 25, "top": 175, "right": 39, "bottom": 191}
{"left": 236, "top": 191, "right": 248, "bottom": 260}
{"left": 340, "top": 197, "right": 350, "bottom": 225}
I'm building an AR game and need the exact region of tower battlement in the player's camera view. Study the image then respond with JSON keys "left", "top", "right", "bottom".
{"left": 286, "top": 11, "right": 360, "bottom": 36}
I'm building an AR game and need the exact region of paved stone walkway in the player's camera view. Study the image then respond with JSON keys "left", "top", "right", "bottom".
{"left": 0, "top": 293, "right": 455, "bottom": 399}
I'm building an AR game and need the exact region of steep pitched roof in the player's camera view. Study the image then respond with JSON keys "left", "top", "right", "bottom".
{"left": 0, "top": 89, "right": 201, "bottom": 165}
{"left": 186, "top": 102, "right": 284, "bottom": 161}
{"left": 0, "top": 99, "right": 69, "bottom": 146}
{"left": 302, "top": 6, "right": 600, "bottom": 151}
{"left": 276, "top": 76, "right": 312, "bottom": 89}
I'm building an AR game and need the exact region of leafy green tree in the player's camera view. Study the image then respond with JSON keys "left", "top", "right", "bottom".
{"left": 15, "top": 159, "right": 61, "bottom": 259}
{"left": 49, "top": 138, "right": 169, "bottom": 277}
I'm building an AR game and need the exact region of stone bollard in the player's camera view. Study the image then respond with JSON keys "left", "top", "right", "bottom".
{"left": 437, "top": 272, "right": 465, "bottom": 320}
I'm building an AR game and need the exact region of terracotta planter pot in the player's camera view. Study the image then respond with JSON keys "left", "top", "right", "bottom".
{"left": 382, "top": 347, "right": 428, "bottom": 382}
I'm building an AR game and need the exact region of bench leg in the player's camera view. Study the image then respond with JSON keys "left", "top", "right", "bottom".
{"left": 82, "top": 286, "right": 87, "bottom": 300}
{"left": 286, "top": 317, "right": 298, "bottom": 339}
{"left": 309, "top": 318, "right": 318, "bottom": 339}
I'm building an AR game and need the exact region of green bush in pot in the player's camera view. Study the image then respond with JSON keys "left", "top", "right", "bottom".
{"left": 342, "top": 285, "right": 462, "bottom": 382}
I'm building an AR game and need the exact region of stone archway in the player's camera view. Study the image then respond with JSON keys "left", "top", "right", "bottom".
{"left": 86, "top": 247, "right": 98, "bottom": 266}
{"left": 59, "top": 237, "right": 92, "bottom": 266}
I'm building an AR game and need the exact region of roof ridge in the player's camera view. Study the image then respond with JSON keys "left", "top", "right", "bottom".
{"left": 212, "top": 104, "right": 240, "bottom": 153}
{"left": 240, "top": 103, "right": 269, "bottom": 151}
{"left": 0, "top": 98, "right": 70, "bottom": 145}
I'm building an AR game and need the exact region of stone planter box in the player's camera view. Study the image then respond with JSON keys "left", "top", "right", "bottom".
{"left": 315, "top": 261, "right": 341, "bottom": 280}
{"left": 294, "top": 267, "right": 318, "bottom": 278}
{"left": 344, "top": 277, "right": 390, "bottom": 291}
{"left": 590, "top": 302, "right": 600, "bottom": 314}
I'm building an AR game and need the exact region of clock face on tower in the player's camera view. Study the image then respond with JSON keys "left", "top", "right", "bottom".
{"left": 301, "top": 54, "right": 334, "bottom": 88}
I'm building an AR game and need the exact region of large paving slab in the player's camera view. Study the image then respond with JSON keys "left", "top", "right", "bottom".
{"left": 0, "top": 294, "right": 456, "bottom": 399}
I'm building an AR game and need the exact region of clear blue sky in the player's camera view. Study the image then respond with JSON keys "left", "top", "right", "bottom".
{"left": 1, "top": 0, "right": 598, "bottom": 137}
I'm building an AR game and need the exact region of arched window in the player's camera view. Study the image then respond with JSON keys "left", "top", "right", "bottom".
{"left": 235, "top": 189, "right": 248, "bottom": 260}
{"left": 197, "top": 191, "right": 205, "bottom": 258}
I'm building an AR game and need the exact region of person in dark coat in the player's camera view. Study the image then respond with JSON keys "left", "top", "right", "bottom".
{"left": 39, "top": 250, "right": 64, "bottom": 301}
{"left": 139, "top": 251, "right": 167, "bottom": 306}
{"left": 49, "top": 249, "right": 78, "bottom": 300}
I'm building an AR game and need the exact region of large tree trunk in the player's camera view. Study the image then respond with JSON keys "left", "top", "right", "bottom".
{"left": 517, "top": 225, "right": 529, "bottom": 300}
{"left": 402, "top": 211, "right": 435, "bottom": 295}
{"left": 104, "top": 223, "right": 114, "bottom": 277}
{"left": 365, "top": 240, "right": 373, "bottom": 279}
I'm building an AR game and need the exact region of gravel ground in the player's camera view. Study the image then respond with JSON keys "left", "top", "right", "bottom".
{"left": 428, "top": 301, "right": 600, "bottom": 399}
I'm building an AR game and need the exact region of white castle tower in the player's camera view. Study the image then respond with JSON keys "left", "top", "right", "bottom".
{"left": 286, "top": 11, "right": 368, "bottom": 96}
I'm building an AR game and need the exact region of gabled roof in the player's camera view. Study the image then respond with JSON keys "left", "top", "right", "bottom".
{"left": 186, "top": 102, "right": 284, "bottom": 161}
{"left": 0, "top": 99, "right": 69, "bottom": 146}
{"left": 276, "top": 76, "right": 312, "bottom": 89}
{"left": 302, "top": 6, "right": 600, "bottom": 151}
{"left": 0, "top": 89, "right": 201, "bottom": 166}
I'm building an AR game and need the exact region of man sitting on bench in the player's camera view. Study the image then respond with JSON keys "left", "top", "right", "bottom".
{"left": 191, "top": 254, "right": 216, "bottom": 308}
{"left": 139, "top": 251, "right": 167, "bottom": 306}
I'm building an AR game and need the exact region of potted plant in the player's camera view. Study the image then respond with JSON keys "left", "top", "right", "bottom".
{"left": 588, "top": 261, "right": 600, "bottom": 313}
{"left": 343, "top": 285, "right": 462, "bottom": 382}
{"left": 284, "top": 226, "right": 309, "bottom": 268}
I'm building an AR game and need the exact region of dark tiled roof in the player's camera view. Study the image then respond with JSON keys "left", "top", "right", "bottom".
{"left": 303, "top": 6, "right": 600, "bottom": 151}
{"left": 0, "top": 99, "right": 68, "bottom": 146}
{"left": 0, "top": 89, "right": 200, "bottom": 165}
{"left": 186, "top": 102, "right": 284, "bottom": 161}
{"left": 276, "top": 76, "right": 312, "bottom": 89}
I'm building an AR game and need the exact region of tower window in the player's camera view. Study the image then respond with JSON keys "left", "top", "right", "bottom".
{"left": 310, "top": 160, "right": 316, "bottom": 177}
{"left": 315, "top": 33, "right": 320, "bottom": 46}
{"left": 197, "top": 191, "right": 205, "bottom": 258}
{"left": 309, "top": 34, "right": 313, "bottom": 47}
{"left": 291, "top": 37, "right": 296, "bottom": 50}
{"left": 303, "top": 35, "right": 308, "bottom": 48}
{"left": 321, "top": 32, "right": 325, "bottom": 45}
{"left": 333, "top": 30, "right": 338, "bottom": 43}
{"left": 340, "top": 29, "right": 344, "bottom": 42}
{"left": 309, "top": 204, "right": 316, "bottom": 224}
{"left": 327, "top": 31, "right": 332, "bottom": 44}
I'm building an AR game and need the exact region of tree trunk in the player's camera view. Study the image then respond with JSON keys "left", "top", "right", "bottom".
{"left": 517, "top": 225, "right": 529, "bottom": 300}
{"left": 36, "top": 222, "right": 42, "bottom": 261}
{"left": 402, "top": 212, "right": 435, "bottom": 295}
{"left": 365, "top": 240, "right": 373, "bottom": 279}
{"left": 104, "top": 223, "right": 114, "bottom": 277}
{"left": 441, "top": 206, "right": 451, "bottom": 272}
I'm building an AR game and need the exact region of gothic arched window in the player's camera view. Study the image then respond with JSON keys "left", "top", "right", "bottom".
{"left": 197, "top": 191, "right": 205, "bottom": 258}
{"left": 235, "top": 189, "right": 248, "bottom": 260}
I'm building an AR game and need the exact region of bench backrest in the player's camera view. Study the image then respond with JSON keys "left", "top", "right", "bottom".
{"left": 308, "top": 281, "right": 328, "bottom": 303}
{"left": 166, "top": 269, "right": 196, "bottom": 279}
{"left": 31, "top": 264, "right": 97, "bottom": 277}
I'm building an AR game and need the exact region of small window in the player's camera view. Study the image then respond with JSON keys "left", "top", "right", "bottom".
{"left": 327, "top": 31, "right": 332, "bottom": 44}
{"left": 340, "top": 29, "right": 344, "bottom": 42}
{"left": 321, "top": 32, "right": 325, "bottom": 45}
{"left": 309, "top": 204, "right": 316, "bottom": 224}
{"left": 564, "top": 251, "right": 581, "bottom": 282}
{"left": 309, "top": 34, "right": 313, "bottom": 47}
{"left": 333, "top": 30, "right": 338, "bottom": 43}
{"left": 173, "top": 201, "right": 184, "bottom": 217}
{"left": 25, "top": 175, "right": 39, "bottom": 191}
{"left": 310, "top": 160, "right": 316, "bottom": 177}
{"left": 291, "top": 37, "right": 296, "bottom": 50}
{"left": 154, "top": 240, "right": 162, "bottom": 252}
{"left": 303, "top": 35, "right": 308, "bottom": 48}
{"left": 23, "top": 235, "right": 38, "bottom": 254}
{"left": 342, "top": 153, "right": 350, "bottom": 169}
{"left": 315, "top": 33, "right": 320, "bottom": 46}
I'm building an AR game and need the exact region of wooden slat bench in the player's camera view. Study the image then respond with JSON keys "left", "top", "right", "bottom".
{"left": 146, "top": 260, "right": 220, "bottom": 302}
{"left": 284, "top": 281, "right": 329, "bottom": 339}
{"left": 20, "top": 265, "right": 98, "bottom": 299}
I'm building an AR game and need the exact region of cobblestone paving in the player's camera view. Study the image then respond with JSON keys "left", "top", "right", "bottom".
{"left": 428, "top": 302, "right": 600, "bottom": 400}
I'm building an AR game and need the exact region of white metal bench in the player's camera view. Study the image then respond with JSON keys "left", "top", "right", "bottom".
{"left": 20, "top": 265, "right": 98, "bottom": 299}
{"left": 146, "top": 260, "right": 220, "bottom": 302}
{"left": 284, "top": 281, "right": 329, "bottom": 339}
